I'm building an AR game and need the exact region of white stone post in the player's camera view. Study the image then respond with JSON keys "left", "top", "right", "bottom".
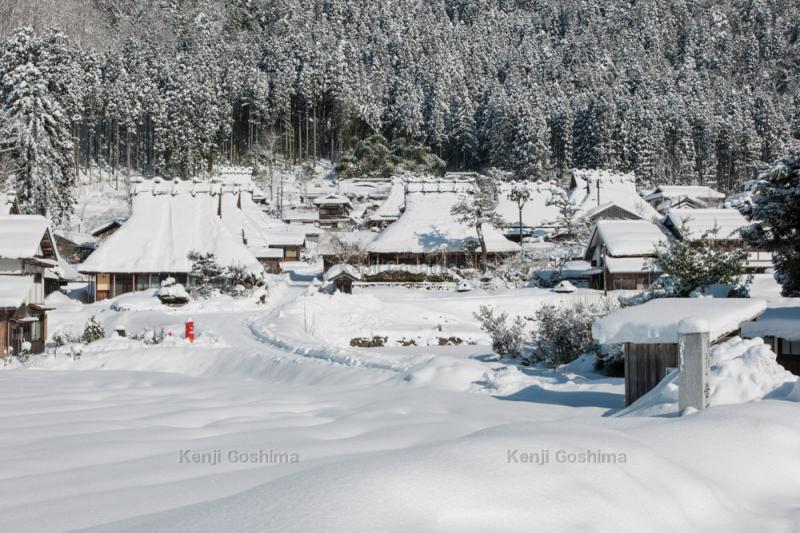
{"left": 678, "top": 319, "right": 710, "bottom": 414}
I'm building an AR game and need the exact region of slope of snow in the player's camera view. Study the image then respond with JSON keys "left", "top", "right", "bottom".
{"left": 0, "top": 215, "right": 50, "bottom": 259}
{"left": 592, "top": 219, "right": 668, "bottom": 257}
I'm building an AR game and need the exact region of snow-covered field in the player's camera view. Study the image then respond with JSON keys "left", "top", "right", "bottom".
{"left": 1, "top": 268, "right": 799, "bottom": 532}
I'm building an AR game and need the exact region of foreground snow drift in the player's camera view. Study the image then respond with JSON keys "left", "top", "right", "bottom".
{"left": 79, "top": 401, "right": 800, "bottom": 533}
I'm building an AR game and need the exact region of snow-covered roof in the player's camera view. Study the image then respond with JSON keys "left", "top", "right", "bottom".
{"left": 592, "top": 298, "right": 767, "bottom": 344}
{"left": 313, "top": 194, "right": 351, "bottom": 206}
{"left": 370, "top": 179, "right": 406, "bottom": 222}
{"left": 54, "top": 230, "right": 96, "bottom": 248}
{"left": 568, "top": 169, "right": 660, "bottom": 221}
{"left": 0, "top": 275, "right": 33, "bottom": 308}
{"left": 90, "top": 218, "right": 127, "bottom": 237}
{"left": 282, "top": 209, "right": 319, "bottom": 222}
{"left": 584, "top": 202, "right": 643, "bottom": 221}
{"left": 0, "top": 215, "right": 54, "bottom": 259}
{"left": 644, "top": 185, "right": 725, "bottom": 201}
{"left": 80, "top": 183, "right": 261, "bottom": 274}
{"left": 586, "top": 220, "right": 668, "bottom": 258}
{"left": 742, "top": 306, "right": 800, "bottom": 341}
{"left": 323, "top": 264, "right": 362, "bottom": 282}
{"left": 664, "top": 208, "right": 749, "bottom": 241}
{"left": 367, "top": 190, "right": 520, "bottom": 255}
{"left": 495, "top": 181, "right": 563, "bottom": 229}
{"left": 218, "top": 187, "right": 305, "bottom": 258}
{"left": 317, "top": 231, "right": 378, "bottom": 256}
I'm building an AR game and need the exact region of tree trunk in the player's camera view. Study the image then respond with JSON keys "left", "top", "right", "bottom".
{"left": 477, "top": 224, "right": 488, "bottom": 274}
{"left": 518, "top": 206, "right": 524, "bottom": 243}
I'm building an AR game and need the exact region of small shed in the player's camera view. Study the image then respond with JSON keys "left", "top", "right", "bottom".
{"left": 323, "top": 264, "right": 362, "bottom": 294}
{"left": 742, "top": 306, "right": 800, "bottom": 375}
{"left": 593, "top": 298, "right": 767, "bottom": 406}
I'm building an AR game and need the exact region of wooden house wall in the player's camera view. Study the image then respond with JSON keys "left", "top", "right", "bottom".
{"left": 624, "top": 342, "right": 679, "bottom": 406}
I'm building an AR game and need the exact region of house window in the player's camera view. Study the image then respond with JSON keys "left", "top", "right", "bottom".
{"left": 30, "top": 321, "right": 42, "bottom": 342}
{"left": 136, "top": 274, "right": 160, "bottom": 291}
{"left": 781, "top": 339, "right": 800, "bottom": 356}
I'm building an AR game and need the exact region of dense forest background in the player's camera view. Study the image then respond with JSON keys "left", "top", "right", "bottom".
{"left": 1, "top": 0, "right": 799, "bottom": 222}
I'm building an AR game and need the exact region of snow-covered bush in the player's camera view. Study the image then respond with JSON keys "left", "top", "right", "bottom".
{"left": 52, "top": 326, "right": 80, "bottom": 347}
{"left": 133, "top": 327, "right": 166, "bottom": 345}
{"left": 188, "top": 251, "right": 224, "bottom": 298}
{"left": 474, "top": 305, "right": 527, "bottom": 358}
{"left": 225, "top": 263, "right": 264, "bottom": 290}
{"left": 531, "top": 300, "right": 615, "bottom": 368}
{"left": 81, "top": 316, "right": 106, "bottom": 344}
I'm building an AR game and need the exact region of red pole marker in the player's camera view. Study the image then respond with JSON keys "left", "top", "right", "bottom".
{"left": 185, "top": 319, "right": 195, "bottom": 343}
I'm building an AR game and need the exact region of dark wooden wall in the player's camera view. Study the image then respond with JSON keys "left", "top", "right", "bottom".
{"left": 624, "top": 343, "right": 680, "bottom": 406}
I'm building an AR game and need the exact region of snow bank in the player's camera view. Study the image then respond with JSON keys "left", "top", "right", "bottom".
{"left": 620, "top": 336, "right": 797, "bottom": 416}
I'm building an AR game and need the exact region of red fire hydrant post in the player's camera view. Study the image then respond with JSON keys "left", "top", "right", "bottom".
{"left": 185, "top": 319, "right": 195, "bottom": 343}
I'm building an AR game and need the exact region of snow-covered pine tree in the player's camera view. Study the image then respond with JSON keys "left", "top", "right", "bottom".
{"left": 82, "top": 315, "right": 106, "bottom": 343}
{"left": 740, "top": 147, "right": 800, "bottom": 296}
{"left": 0, "top": 28, "right": 76, "bottom": 223}
{"left": 653, "top": 224, "right": 750, "bottom": 297}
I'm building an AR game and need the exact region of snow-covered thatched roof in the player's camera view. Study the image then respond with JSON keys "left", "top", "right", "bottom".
{"left": 585, "top": 219, "right": 668, "bottom": 258}
{"left": 0, "top": 215, "right": 56, "bottom": 261}
{"left": 313, "top": 193, "right": 351, "bottom": 206}
{"left": 79, "top": 180, "right": 261, "bottom": 274}
{"left": 369, "top": 178, "right": 406, "bottom": 222}
{"left": 317, "top": 231, "right": 377, "bottom": 257}
{"left": 367, "top": 187, "right": 520, "bottom": 255}
{"left": 664, "top": 208, "right": 749, "bottom": 241}
{"left": 593, "top": 298, "right": 767, "bottom": 344}
{"left": 495, "top": 181, "right": 563, "bottom": 229}
{"left": 568, "top": 169, "right": 660, "bottom": 221}
{"left": 0, "top": 275, "right": 34, "bottom": 308}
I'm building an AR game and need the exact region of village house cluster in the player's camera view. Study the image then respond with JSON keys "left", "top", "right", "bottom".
{"left": 2, "top": 166, "right": 797, "bottom": 393}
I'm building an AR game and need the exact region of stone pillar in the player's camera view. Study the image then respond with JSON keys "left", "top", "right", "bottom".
{"left": 678, "top": 319, "right": 710, "bottom": 413}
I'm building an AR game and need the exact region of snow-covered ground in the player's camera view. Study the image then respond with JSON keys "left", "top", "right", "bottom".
{"left": 0, "top": 268, "right": 798, "bottom": 532}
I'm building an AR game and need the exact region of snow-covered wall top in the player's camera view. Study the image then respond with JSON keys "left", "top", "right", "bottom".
{"left": 592, "top": 298, "right": 767, "bottom": 344}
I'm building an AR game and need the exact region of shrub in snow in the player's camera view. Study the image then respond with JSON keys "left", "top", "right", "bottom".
{"left": 740, "top": 147, "right": 800, "bottom": 296}
{"left": 81, "top": 316, "right": 106, "bottom": 344}
{"left": 474, "top": 305, "right": 527, "bottom": 358}
{"left": 653, "top": 224, "right": 750, "bottom": 297}
{"left": 531, "top": 299, "right": 616, "bottom": 368}
{"left": 225, "top": 263, "right": 264, "bottom": 290}
{"left": 188, "top": 251, "right": 224, "bottom": 298}
{"left": 349, "top": 336, "right": 387, "bottom": 348}
{"left": 52, "top": 326, "right": 79, "bottom": 347}
{"left": 133, "top": 327, "right": 166, "bottom": 345}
